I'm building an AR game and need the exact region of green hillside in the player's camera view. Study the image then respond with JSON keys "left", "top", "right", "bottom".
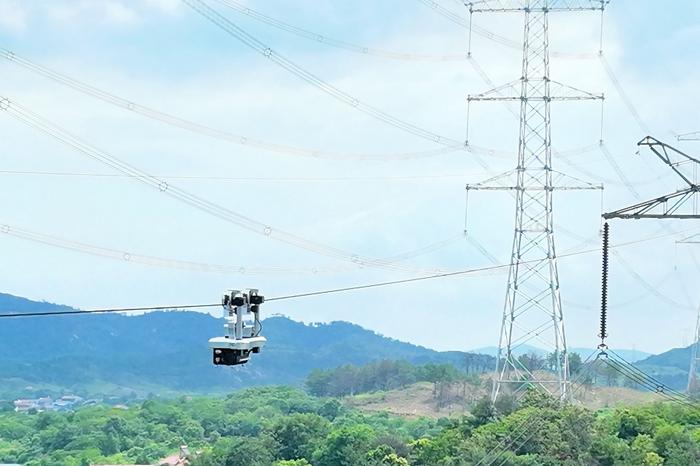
{"left": 2, "top": 385, "right": 699, "bottom": 466}
{"left": 0, "top": 293, "right": 493, "bottom": 399}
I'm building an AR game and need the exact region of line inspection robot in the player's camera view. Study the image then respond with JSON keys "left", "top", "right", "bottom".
{"left": 209, "top": 289, "right": 266, "bottom": 366}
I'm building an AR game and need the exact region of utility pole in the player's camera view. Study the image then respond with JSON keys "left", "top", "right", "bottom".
{"left": 465, "top": 0, "right": 608, "bottom": 402}
{"left": 604, "top": 137, "right": 700, "bottom": 393}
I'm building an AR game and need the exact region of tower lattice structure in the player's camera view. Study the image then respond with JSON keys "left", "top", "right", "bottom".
{"left": 465, "top": 0, "right": 608, "bottom": 401}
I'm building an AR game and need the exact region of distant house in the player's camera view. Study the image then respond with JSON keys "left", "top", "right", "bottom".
{"left": 36, "top": 397, "right": 52, "bottom": 410}
{"left": 14, "top": 395, "right": 85, "bottom": 412}
{"left": 13, "top": 400, "right": 36, "bottom": 412}
{"left": 54, "top": 395, "right": 83, "bottom": 412}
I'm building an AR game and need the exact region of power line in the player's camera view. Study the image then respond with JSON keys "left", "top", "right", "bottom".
{"left": 181, "top": 0, "right": 493, "bottom": 170}
{"left": 214, "top": 0, "right": 468, "bottom": 62}
{"left": 6, "top": 227, "right": 692, "bottom": 319}
{"left": 599, "top": 53, "right": 651, "bottom": 135}
{"left": 0, "top": 47, "right": 463, "bottom": 162}
{"left": 598, "top": 142, "right": 642, "bottom": 199}
{"left": 0, "top": 263, "right": 514, "bottom": 319}
{"left": 416, "top": 0, "right": 597, "bottom": 60}
{"left": 600, "top": 356, "right": 698, "bottom": 410}
{"left": 0, "top": 48, "right": 594, "bottom": 165}
{"left": 266, "top": 262, "right": 510, "bottom": 302}
{"left": 612, "top": 249, "right": 695, "bottom": 311}
{"left": 464, "top": 48, "right": 665, "bottom": 190}
{"left": 0, "top": 221, "right": 462, "bottom": 276}
{"left": 0, "top": 97, "right": 443, "bottom": 273}
{"left": 0, "top": 303, "right": 219, "bottom": 319}
{"left": 558, "top": 151, "right": 673, "bottom": 187}
{"left": 0, "top": 169, "right": 488, "bottom": 183}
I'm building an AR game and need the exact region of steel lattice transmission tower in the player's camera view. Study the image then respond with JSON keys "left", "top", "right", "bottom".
{"left": 465, "top": 0, "right": 608, "bottom": 401}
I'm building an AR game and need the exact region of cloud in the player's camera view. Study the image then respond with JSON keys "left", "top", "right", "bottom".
{"left": 141, "top": 0, "right": 182, "bottom": 15}
{"left": 0, "top": 0, "right": 28, "bottom": 33}
{"left": 103, "top": 1, "right": 140, "bottom": 24}
{"left": 10, "top": 0, "right": 195, "bottom": 29}
{"left": 46, "top": 0, "right": 139, "bottom": 26}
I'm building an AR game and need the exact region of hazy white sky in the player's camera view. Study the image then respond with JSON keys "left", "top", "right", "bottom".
{"left": 1, "top": 0, "right": 699, "bottom": 354}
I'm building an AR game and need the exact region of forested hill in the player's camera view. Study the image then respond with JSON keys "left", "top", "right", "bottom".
{"left": 634, "top": 345, "right": 693, "bottom": 390}
{"left": 0, "top": 292, "right": 493, "bottom": 398}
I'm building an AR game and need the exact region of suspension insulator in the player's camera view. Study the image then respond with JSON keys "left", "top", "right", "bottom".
{"left": 599, "top": 222, "right": 610, "bottom": 349}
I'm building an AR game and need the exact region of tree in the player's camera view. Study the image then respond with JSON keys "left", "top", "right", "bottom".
{"left": 519, "top": 353, "right": 545, "bottom": 372}
{"left": 519, "top": 388, "right": 559, "bottom": 410}
{"left": 306, "top": 369, "right": 333, "bottom": 397}
{"left": 372, "top": 434, "right": 409, "bottom": 459}
{"left": 621, "top": 434, "right": 662, "bottom": 466}
{"left": 470, "top": 397, "right": 495, "bottom": 427}
{"left": 569, "top": 352, "right": 583, "bottom": 375}
{"left": 269, "top": 413, "right": 329, "bottom": 461}
{"left": 494, "top": 394, "right": 517, "bottom": 417}
{"left": 313, "top": 424, "right": 375, "bottom": 466}
{"left": 654, "top": 423, "right": 700, "bottom": 465}
{"left": 318, "top": 399, "right": 343, "bottom": 420}
{"left": 599, "top": 363, "right": 620, "bottom": 387}
{"left": 418, "top": 364, "right": 458, "bottom": 404}
{"left": 274, "top": 460, "right": 311, "bottom": 466}
{"left": 192, "top": 436, "right": 277, "bottom": 466}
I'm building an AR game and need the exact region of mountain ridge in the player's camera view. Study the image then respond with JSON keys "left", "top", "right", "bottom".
{"left": 2, "top": 292, "right": 689, "bottom": 397}
{"left": 0, "top": 292, "right": 492, "bottom": 399}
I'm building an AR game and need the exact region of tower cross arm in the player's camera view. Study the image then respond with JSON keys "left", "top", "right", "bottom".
{"left": 467, "top": 0, "right": 609, "bottom": 13}
{"left": 466, "top": 169, "right": 603, "bottom": 191}
{"left": 468, "top": 80, "right": 603, "bottom": 102}
{"left": 602, "top": 187, "right": 700, "bottom": 220}
{"left": 638, "top": 136, "right": 700, "bottom": 188}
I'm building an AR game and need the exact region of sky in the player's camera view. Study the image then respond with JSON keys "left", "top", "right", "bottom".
{"left": 1, "top": 0, "right": 700, "bottom": 355}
